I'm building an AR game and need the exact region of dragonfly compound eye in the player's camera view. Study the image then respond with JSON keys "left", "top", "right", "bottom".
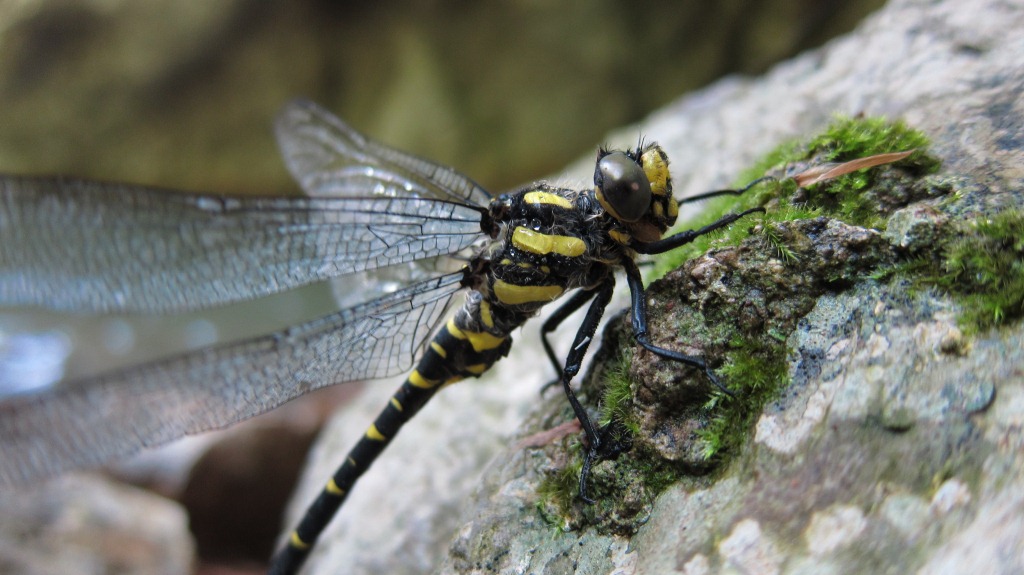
{"left": 595, "top": 151, "right": 652, "bottom": 223}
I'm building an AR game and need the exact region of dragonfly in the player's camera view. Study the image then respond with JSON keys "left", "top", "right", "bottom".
{"left": 0, "top": 99, "right": 764, "bottom": 574}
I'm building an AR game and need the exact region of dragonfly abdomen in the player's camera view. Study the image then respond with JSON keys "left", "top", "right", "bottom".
{"left": 272, "top": 298, "right": 512, "bottom": 572}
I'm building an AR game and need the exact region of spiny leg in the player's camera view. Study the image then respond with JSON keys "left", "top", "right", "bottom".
{"left": 550, "top": 278, "right": 624, "bottom": 504}
{"left": 624, "top": 184, "right": 765, "bottom": 392}
{"left": 632, "top": 205, "right": 765, "bottom": 255}
{"left": 621, "top": 258, "right": 731, "bottom": 394}
{"left": 676, "top": 176, "right": 775, "bottom": 205}
{"left": 539, "top": 287, "right": 601, "bottom": 395}
{"left": 634, "top": 174, "right": 769, "bottom": 255}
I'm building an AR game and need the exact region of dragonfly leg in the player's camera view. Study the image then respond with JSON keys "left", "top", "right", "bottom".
{"left": 621, "top": 258, "right": 731, "bottom": 395}
{"left": 675, "top": 176, "right": 776, "bottom": 205}
{"left": 538, "top": 287, "right": 600, "bottom": 395}
{"left": 552, "top": 278, "right": 626, "bottom": 504}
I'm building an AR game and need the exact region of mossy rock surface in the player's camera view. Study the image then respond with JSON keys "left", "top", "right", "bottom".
{"left": 275, "top": 1, "right": 1024, "bottom": 573}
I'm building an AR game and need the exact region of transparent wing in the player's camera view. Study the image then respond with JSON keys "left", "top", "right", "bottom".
{"left": 275, "top": 99, "right": 493, "bottom": 207}
{"left": 0, "top": 271, "right": 466, "bottom": 486}
{"left": 0, "top": 176, "right": 485, "bottom": 313}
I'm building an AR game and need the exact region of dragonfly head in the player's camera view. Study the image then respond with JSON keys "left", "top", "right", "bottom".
{"left": 593, "top": 143, "right": 679, "bottom": 242}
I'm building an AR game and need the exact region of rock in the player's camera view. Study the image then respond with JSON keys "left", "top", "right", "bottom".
{"left": 286, "top": 0, "right": 1024, "bottom": 573}
{"left": 0, "top": 474, "right": 194, "bottom": 575}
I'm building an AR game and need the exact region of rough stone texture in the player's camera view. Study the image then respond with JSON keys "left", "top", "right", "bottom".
{"left": 287, "top": 0, "right": 1024, "bottom": 573}
{"left": 0, "top": 475, "right": 194, "bottom": 575}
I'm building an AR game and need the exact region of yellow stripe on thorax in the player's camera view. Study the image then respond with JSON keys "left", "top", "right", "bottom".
{"left": 523, "top": 191, "right": 573, "bottom": 209}
{"left": 493, "top": 280, "right": 564, "bottom": 305}
{"left": 445, "top": 318, "right": 507, "bottom": 352}
{"left": 512, "top": 227, "right": 586, "bottom": 257}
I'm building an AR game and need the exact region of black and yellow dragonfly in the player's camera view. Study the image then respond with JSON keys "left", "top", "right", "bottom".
{"left": 0, "top": 100, "right": 762, "bottom": 574}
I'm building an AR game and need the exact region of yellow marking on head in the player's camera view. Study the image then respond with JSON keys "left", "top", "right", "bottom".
{"left": 651, "top": 202, "right": 664, "bottom": 218}
{"left": 390, "top": 397, "right": 403, "bottom": 411}
{"left": 595, "top": 185, "right": 622, "bottom": 220}
{"left": 290, "top": 531, "right": 311, "bottom": 550}
{"left": 512, "top": 227, "right": 586, "bottom": 257}
{"left": 493, "top": 280, "right": 564, "bottom": 305}
{"left": 430, "top": 341, "right": 448, "bottom": 359}
{"left": 409, "top": 370, "right": 440, "bottom": 389}
{"left": 608, "top": 229, "right": 631, "bottom": 245}
{"left": 326, "top": 478, "right": 345, "bottom": 496}
{"left": 465, "top": 363, "right": 489, "bottom": 375}
{"left": 366, "top": 424, "right": 387, "bottom": 441}
{"left": 523, "top": 191, "right": 573, "bottom": 210}
{"left": 499, "top": 258, "right": 514, "bottom": 266}
{"left": 479, "top": 299, "right": 495, "bottom": 329}
{"left": 642, "top": 149, "right": 670, "bottom": 196}
{"left": 667, "top": 197, "right": 679, "bottom": 219}
{"left": 540, "top": 265, "right": 551, "bottom": 274}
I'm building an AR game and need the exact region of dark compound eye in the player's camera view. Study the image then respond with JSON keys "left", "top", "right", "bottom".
{"left": 595, "top": 151, "right": 651, "bottom": 223}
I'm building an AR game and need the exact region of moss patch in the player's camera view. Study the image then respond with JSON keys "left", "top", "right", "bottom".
{"left": 880, "top": 208, "right": 1024, "bottom": 333}
{"left": 696, "top": 333, "right": 790, "bottom": 458}
{"left": 637, "top": 116, "right": 943, "bottom": 463}
{"left": 652, "top": 115, "right": 940, "bottom": 278}
{"left": 536, "top": 116, "right": 949, "bottom": 531}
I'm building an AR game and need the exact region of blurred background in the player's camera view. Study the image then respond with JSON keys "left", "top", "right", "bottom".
{"left": 0, "top": 1, "right": 884, "bottom": 573}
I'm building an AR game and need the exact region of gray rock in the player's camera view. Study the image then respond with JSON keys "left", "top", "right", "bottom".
{"left": 0, "top": 474, "right": 194, "bottom": 575}
{"left": 285, "top": 0, "right": 1024, "bottom": 573}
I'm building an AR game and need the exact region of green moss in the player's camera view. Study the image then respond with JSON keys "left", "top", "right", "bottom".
{"left": 944, "top": 210, "right": 1024, "bottom": 330}
{"left": 697, "top": 334, "right": 790, "bottom": 459}
{"left": 882, "top": 208, "right": 1024, "bottom": 333}
{"left": 537, "top": 456, "right": 583, "bottom": 523}
{"left": 652, "top": 115, "right": 938, "bottom": 278}
{"left": 805, "top": 116, "right": 937, "bottom": 166}
{"left": 799, "top": 116, "right": 939, "bottom": 228}
{"left": 597, "top": 348, "right": 640, "bottom": 435}
{"left": 542, "top": 116, "right": 949, "bottom": 530}
{"left": 640, "top": 116, "right": 940, "bottom": 472}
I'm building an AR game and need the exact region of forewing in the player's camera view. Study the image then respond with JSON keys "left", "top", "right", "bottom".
{"left": 0, "top": 176, "right": 484, "bottom": 313}
{"left": 0, "top": 271, "right": 466, "bottom": 486}
{"left": 275, "top": 99, "right": 493, "bottom": 207}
